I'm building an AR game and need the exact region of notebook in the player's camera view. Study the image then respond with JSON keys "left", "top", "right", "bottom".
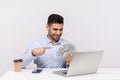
{"left": 53, "top": 50, "right": 103, "bottom": 77}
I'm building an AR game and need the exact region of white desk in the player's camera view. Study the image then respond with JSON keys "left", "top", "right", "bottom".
{"left": 0, "top": 68, "right": 120, "bottom": 80}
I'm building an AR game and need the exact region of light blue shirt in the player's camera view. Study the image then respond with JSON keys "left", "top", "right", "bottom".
{"left": 22, "top": 36, "right": 68, "bottom": 68}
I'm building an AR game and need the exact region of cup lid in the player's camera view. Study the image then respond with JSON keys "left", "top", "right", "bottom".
{"left": 14, "top": 59, "right": 23, "bottom": 62}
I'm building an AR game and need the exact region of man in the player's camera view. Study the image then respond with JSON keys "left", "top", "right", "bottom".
{"left": 22, "top": 14, "right": 71, "bottom": 68}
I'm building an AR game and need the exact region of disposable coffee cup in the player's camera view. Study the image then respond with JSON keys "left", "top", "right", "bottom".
{"left": 13, "top": 59, "right": 23, "bottom": 72}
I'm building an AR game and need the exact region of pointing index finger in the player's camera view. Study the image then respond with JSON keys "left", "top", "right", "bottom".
{"left": 43, "top": 47, "right": 51, "bottom": 50}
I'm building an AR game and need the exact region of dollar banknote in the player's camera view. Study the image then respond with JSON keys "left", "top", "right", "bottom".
{"left": 56, "top": 43, "right": 76, "bottom": 56}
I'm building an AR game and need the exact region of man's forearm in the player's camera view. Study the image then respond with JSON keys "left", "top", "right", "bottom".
{"left": 22, "top": 52, "right": 35, "bottom": 68}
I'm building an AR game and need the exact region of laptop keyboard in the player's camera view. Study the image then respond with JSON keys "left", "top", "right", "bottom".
{"left": 60, "top": 70, "right": 68, "bottom": 74}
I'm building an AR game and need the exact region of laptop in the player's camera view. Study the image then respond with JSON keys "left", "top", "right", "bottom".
{"left": 53, "top": 50, "right": 103, "bottom": 77}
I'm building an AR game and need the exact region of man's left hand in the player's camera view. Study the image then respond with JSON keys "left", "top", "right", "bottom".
{"left": 64, "top": 54, "right": 72, "bottom": 65}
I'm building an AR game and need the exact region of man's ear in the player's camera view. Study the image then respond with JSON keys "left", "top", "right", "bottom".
{"left": 46, "top": 24, "right": 49, "bottom": 31}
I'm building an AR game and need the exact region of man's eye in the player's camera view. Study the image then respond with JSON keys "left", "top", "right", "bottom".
{"left": 60, "top": 29, "right": 63, "bottom": 31}
{"left": 53, "top": 29, "right": 58, "bottom": 31}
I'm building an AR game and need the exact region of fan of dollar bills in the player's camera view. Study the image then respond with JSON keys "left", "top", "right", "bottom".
{"left": 56, "top": 43, "right": 76, "bottom": 56}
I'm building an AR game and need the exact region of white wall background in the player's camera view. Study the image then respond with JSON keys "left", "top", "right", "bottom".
{"left": 0, "top": 0, "right": 120, "bottom": 77}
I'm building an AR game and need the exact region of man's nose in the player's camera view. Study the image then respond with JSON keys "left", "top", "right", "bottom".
{"left": 56, "top": 31, "right": 61, "bottom": 35}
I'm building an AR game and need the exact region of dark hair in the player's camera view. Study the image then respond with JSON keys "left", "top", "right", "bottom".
{"left": 47, "top": 14, "right": 64, "bottom": 25}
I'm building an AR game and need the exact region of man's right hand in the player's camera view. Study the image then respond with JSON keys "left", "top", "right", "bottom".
{"left": 32, "top": 47, "right": 51, "bottom": 56}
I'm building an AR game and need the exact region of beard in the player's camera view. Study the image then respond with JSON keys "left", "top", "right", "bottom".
{"left": 48, "top": 34, "right": 62, "bottom": 42}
